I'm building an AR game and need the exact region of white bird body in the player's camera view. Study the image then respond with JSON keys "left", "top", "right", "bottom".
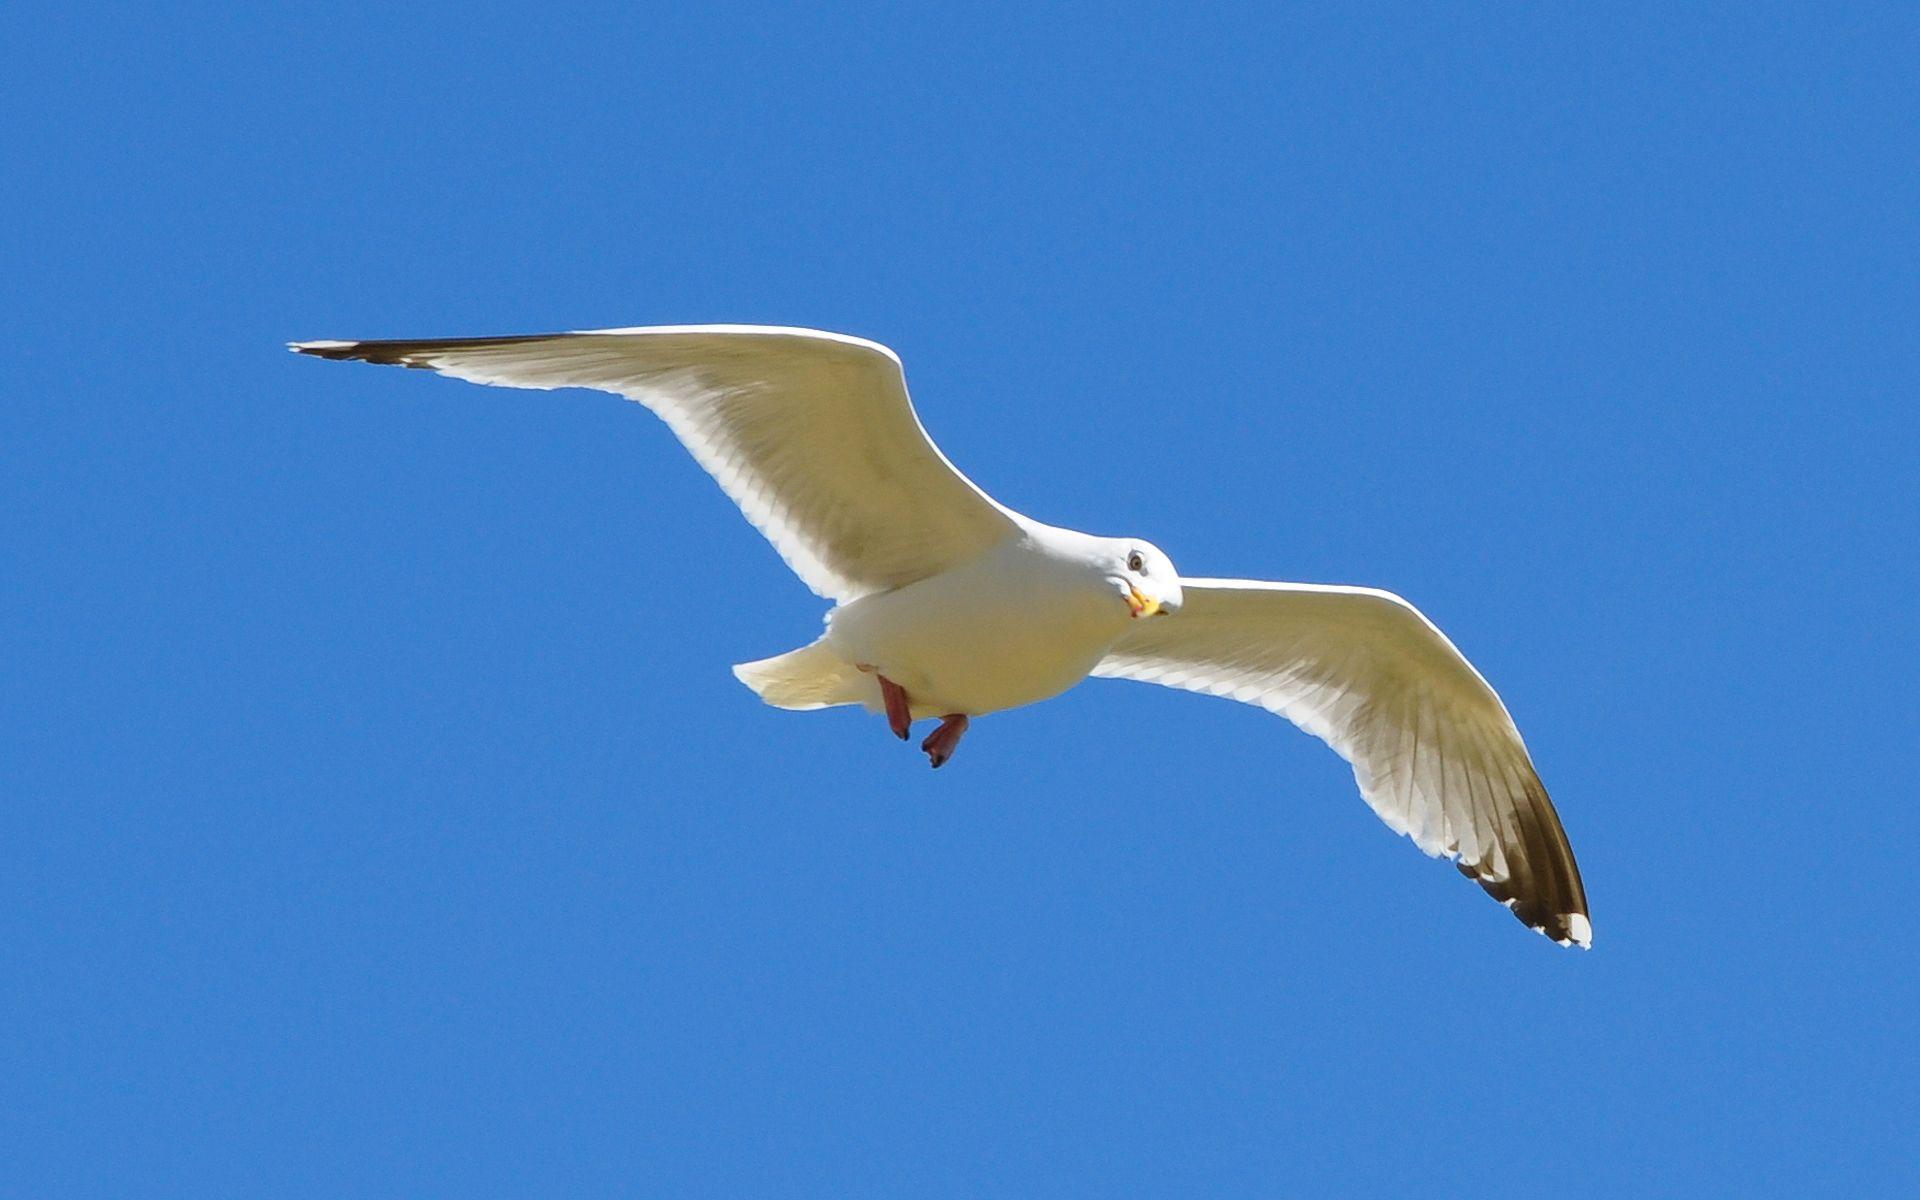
{"left": 293, "top": 323, "right": 1591, "bottom": 948}
{"left": 822, "top": 526, "right": 1148, "bottom": 719}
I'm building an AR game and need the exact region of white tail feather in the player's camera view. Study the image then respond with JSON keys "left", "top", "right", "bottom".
{"left": 732, "top": 639, "right": 871, "bottom": 710}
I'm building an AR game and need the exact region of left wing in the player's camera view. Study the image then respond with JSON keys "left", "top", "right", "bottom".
{"left": 1093, "top": 578, "right": 1590, "bottom": 947}
{"left": 291, "top": 326, "right": 1023, "bottom": 601}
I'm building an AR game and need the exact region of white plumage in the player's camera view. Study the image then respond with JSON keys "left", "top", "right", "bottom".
{"left": 293, "top": 324, "right": 1590, "bottom": 947}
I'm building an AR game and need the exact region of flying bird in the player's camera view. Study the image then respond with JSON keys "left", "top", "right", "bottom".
{"left": 292, "top": 325, "right": 1590, "bottom": 947}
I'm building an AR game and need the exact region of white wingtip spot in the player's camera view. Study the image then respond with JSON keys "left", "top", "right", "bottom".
{"left": 289, "top": 339, "right": 354, "bottom": 352}
{"left": 1566, "top": 913, "right": 1593, "bottom": 949}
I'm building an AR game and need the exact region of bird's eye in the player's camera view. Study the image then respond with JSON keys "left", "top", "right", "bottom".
{"left": 1127, "top": 551, "right": 1146, "bottom": 573}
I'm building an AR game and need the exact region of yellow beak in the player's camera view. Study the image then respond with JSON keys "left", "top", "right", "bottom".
{"left": 1126, "top": 584, "right": 1162, "bottom": 619}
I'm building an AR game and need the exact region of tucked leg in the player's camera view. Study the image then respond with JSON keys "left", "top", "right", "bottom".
{"left": 920, "top": 714, "right": 970, "bottom": 769}
{"left": 878, "top": 674, "right": 912, "bottom": 740}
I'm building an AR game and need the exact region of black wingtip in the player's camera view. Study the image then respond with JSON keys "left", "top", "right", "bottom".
{"left": 1457, "top": 860, "right": 1592, "bottom": 948}
{"left": 289, "top": 333, "right": 559, "bottom": 368}
{"left": 288, "top": 339, "right": 434, "bottom": 367}
{"left": 290, "top": 339, "right": 362, "bottom": 360}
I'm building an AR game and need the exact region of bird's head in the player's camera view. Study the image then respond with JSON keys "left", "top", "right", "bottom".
{"left": 1107, "top": 538, "right": 1182, "bottom": 619}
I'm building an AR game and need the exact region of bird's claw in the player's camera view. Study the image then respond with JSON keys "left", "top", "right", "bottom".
{"left": 920, "top": 714, "right": 969, "bottom": 769}
{"left": 878, "top": 675, "right": 912, "bottom": 740}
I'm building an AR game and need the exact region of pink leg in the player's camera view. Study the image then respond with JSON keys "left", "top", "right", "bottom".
{"left": 878, "top": 675, "right": 912, "bottom": 740}
{"left": 920, "top": 714, "right": 970, "bottom": 769}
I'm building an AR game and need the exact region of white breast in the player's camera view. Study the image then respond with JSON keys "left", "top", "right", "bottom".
{"left": 825, "top": 534, "right": 1130, "bottom": 718}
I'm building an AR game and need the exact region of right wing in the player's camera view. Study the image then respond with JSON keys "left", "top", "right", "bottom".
{"left": 292, "top": 325, "right": 1023, "bottom": 601}
{"left": 1095, "top": 579, "right": 1590, "bottom": 947}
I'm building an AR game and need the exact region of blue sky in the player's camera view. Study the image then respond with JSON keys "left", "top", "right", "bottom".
{"left": 4, "top": 2, "right": 1915, "bottom": 1195}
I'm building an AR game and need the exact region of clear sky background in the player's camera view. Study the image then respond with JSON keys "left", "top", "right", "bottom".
{"left": 4, "top": 3, "right": 1915, "bottom": 1195}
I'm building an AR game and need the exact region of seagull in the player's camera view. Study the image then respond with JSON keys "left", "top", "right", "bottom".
{"left": 292, "top": 324, "right": 1591, "bottom": 947}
